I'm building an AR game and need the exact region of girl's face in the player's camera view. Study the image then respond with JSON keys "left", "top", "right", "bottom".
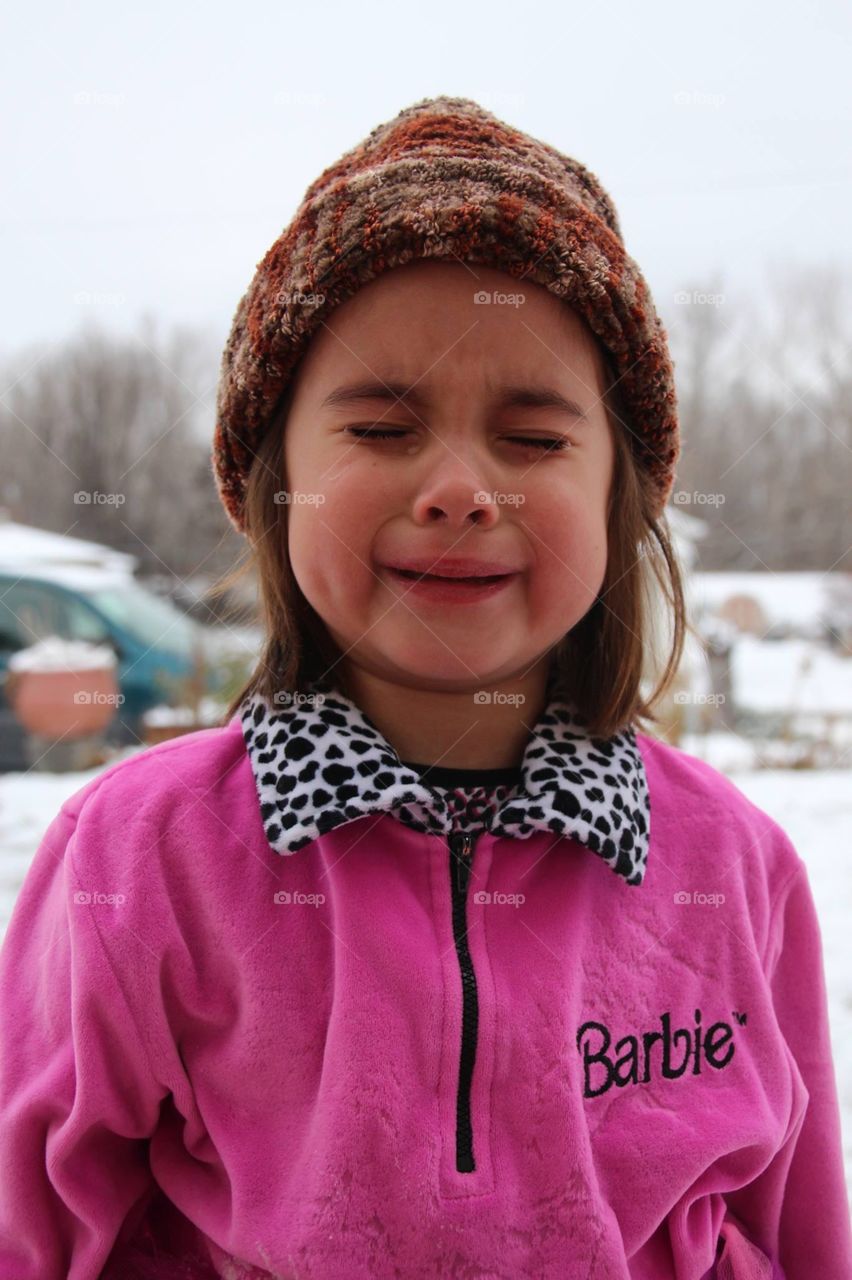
{"left": 281, "top": 260, "right": 615, "bottom": 692}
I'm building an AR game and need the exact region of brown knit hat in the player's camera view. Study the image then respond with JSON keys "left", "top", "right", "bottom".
{"left": 213, "top": 96, "right": 679, "bottom": 533}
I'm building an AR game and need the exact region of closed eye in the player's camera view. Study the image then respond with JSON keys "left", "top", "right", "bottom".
{"left": 507, "top": 436, "right": 573, "bottom": 452}
{"left": 345, "top": 427, "right": 573, "bottom": 452}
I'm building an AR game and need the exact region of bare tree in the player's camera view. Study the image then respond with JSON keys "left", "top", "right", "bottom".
{"left": 665, "top": 262, "right": 851, "bottom": 571}
{"left": 0, "top": 318, "right": 240, "bottom": 581}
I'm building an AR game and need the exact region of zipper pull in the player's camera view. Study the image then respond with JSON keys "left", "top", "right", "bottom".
{"left": 450, "top": 832, "right": 475, "bottom": 896}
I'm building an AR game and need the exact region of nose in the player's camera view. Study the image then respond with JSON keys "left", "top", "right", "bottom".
{"left": 410, "top": 450, "right": 503, "bottom": 527}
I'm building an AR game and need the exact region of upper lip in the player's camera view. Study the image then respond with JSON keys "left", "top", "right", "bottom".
{"left": 380, "top": 556, "right": 523, "bottom": 579}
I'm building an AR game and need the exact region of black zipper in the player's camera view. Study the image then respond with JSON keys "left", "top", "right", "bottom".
{"left": 448, "top": 829, "right": 481, "bottom": 1173}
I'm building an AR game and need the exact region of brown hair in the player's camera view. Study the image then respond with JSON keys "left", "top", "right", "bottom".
{"left": 213, "top": 353, "right": 688, "bottom": 741}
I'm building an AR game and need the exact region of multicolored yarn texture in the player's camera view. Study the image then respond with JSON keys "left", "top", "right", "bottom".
{"left": 212, "top": 95, "right": 680, "bottom": 532}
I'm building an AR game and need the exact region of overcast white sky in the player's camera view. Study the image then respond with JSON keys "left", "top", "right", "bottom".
{"left": 2, "top": 0, "right": 851, "bottom": 376}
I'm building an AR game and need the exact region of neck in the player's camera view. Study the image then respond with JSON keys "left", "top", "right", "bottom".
{"left": 332, "top": 661, "right": 553, "bottom": 770}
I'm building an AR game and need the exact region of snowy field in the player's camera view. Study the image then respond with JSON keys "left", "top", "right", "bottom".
{"left": 721, "top": 766, "right": 852, "bottom": 1206}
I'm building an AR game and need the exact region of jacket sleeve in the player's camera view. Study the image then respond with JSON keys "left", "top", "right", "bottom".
{"left": 725, "top": 855, "right": 852, "bottom": 1279}
{"left": 0, "top": 798, "right": 166, "bottom": 1280}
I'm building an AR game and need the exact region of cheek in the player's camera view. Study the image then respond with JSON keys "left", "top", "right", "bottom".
{"left": 531, "top": 478, "right": 608, "bottom": 553}
{"left": 527, "top": 486, "right": 609, "bottom": 608}
{"left": 285, "top": 460, "right": 392, "bottom": 596}
{"left": 286, "top": 502, "right": 349, "bottom": 600}
{"left": 288, "top": 441, "right": 395, "bottom": 523}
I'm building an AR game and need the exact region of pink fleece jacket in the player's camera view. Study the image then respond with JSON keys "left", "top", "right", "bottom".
{"left": 0, "top": 690, "right": 849, "bottom": 1279}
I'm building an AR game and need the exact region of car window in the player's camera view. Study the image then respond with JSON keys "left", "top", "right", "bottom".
{"left": 0, "top": 598, "right": 21, "bottom": 653}
{"left": 85, "top": 583, "right": 196, "bottom": 654}
{"left": 0, "top": 583, "right": 67, "bottom": 649}
{"left": 62, "top": 594, "right": 112, "bottom": 645}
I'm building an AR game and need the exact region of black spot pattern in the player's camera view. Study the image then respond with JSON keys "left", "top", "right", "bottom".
{"left": 240, "top": 686, "right": 651, "bottom": 886}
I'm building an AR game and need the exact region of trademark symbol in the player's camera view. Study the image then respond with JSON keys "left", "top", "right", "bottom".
{"left": 732, "top": 1011, "right": 747, "bottom": 1026}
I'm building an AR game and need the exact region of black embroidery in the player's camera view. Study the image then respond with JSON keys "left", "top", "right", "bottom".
{"left": 576, "top": 1009, "right": 739, "bottom": 1097}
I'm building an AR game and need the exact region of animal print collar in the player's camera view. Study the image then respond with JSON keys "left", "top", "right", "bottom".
{"left": 239, "top": 682, "right": 651, "bottom": 886}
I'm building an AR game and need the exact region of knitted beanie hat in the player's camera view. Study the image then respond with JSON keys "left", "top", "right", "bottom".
{"left": 213, "top": 96, "right": 679, "bottom": 533}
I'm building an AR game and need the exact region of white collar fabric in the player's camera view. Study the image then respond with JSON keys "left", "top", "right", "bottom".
{"left": 240, "top": 683, "right": 650, "bottom": 886}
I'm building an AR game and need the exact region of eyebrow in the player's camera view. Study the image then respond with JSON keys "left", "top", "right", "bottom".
{"left": 319, "top": 379, "right": 589, "bottom": 420}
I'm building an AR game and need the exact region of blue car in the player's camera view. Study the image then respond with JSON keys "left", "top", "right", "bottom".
{"left": 0, "top": 569, "right": 221, "bottom": 767}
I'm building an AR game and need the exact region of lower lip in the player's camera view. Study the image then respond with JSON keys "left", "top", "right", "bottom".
{"left": 382, "top": 567, "right": 519, "bottom": 604}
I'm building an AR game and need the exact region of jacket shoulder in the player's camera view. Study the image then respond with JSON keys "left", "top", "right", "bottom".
{"left": 56, "top": 717, "right": 251, "bottom": 832}
{"left": 634, "top": 731, "right": 803, "bottom": 888}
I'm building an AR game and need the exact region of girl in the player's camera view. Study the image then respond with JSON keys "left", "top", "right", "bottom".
{"left": 0, "top": 96, "right": 849, "bottom": 1280}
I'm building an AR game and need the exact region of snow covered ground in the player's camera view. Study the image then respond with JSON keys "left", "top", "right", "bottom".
{"left": 722, "top": 766, "right": 852, "bottom": 1203}
{"left": 688, "top": 570, "right": 850, "bottom": 643}
{"left": 733, "top": 634, "right": 852, "bottom": 712}
{"left": 0, "top": 748, "right": 849, "bottom": 1207}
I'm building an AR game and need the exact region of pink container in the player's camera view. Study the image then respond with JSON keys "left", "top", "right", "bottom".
{"left": 5, "top": 664, "right": 120, "bottom": 740}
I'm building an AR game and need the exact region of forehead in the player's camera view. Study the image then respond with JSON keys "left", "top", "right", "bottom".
{"left": 297, "top": 259, "right": 611, "bottom": 393}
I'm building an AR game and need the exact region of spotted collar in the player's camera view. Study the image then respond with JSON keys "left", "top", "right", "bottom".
{"left": 239, "top": 682, "right": 650, "bottom": 886}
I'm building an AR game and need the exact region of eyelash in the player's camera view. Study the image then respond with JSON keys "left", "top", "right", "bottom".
{"left": 345, "top": 427, "right": 573, "bottom": 452}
